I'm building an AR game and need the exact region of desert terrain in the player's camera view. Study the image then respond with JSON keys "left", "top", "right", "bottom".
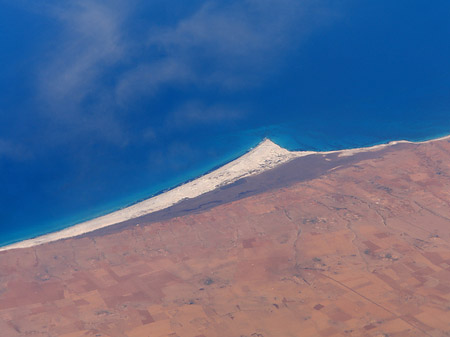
{"left": 1, "top": 138, "right": 450, "bottom": 336}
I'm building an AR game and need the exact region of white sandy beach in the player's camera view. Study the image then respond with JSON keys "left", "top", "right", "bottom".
{"left": 1, "top": 135, "right": 449, "bottom": 252}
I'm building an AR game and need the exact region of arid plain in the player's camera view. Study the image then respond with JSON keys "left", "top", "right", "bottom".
{"left": 1, "top": 138, "right": 450, "bottom": 337}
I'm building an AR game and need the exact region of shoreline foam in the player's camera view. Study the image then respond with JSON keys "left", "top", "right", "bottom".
{"left": 1, "top": 134, "right": 449, "bottom": 252}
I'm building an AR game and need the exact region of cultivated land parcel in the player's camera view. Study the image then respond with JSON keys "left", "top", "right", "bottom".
{"left": 1, "top": 136, "right": 450, "bottom": 336}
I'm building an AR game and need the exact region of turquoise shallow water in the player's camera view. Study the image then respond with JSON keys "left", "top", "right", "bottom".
{"left": 1, "top": 124, "right": 449, "bottom": 247}
{"left": 0, "top": 0, "right": 449, "bottom": 246}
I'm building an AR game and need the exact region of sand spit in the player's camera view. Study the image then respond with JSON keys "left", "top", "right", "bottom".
{"left": 1, "top": 134, "right": 449, "bottom": 251}
{"left": 0, "top": 139, "right": 312, "bottom": 251}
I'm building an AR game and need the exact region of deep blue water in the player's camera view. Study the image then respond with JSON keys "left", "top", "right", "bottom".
{"left": 0, "top": 0, "right": 449, "bottom": 246}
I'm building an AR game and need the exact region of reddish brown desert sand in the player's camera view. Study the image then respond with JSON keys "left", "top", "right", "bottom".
{"left": 1, "top": 137, "right": 450, "bottom": 337}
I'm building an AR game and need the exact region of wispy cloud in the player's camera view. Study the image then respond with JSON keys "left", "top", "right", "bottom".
{"left": 0, "top": 139, "right": 29, "bottom": 161}
{"left": 167, "top": 101, "right": 245, "bottom": 130}
{"left": 19, "top": 0, "right": 342, "bottom": 143}
{"left": 39, "top": 0, "right": 126, "bottom": 109}
{"left": 115, "top": 58, "right": 192, "bottom": 105}
{"left": 118, "top": 0, "right": 339, "bottom": 100}
{"left": 26, "top": 0, "right": 132, "bottom": 145}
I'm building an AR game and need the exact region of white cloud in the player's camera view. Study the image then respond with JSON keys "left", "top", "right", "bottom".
{"left": 116, "top": 0, "right": 340, "bottom": 100}
{"left": 0, "top": 139, "right": 29, "bottom": 161}
{"left": 39, "top": 0, "right": 126, "bottom": 109}
{"left": 167, "top": 101, "right": 245, "bottom": 129}
{"left": 21, "top": 0, "right": 343, "bottom": 141}
{"left": 115, "top": 58, "right": 192, "bottom": 105}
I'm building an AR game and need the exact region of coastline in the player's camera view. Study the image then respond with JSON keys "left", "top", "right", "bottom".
{"left": 1, "top": 134, "right": 449, "bottom": 252}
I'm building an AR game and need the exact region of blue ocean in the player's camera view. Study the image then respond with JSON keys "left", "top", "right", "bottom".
{"left": 1, "top": 0, "right": 449, "bottom": 246}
